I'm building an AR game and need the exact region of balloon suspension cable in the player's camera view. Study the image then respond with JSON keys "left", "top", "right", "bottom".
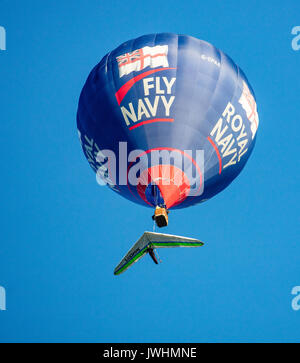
{"left": 153, "top": 218, "right": 156, "bottom": 232}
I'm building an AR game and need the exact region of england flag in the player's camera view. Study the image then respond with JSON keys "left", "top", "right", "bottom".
{"left": 116, "top": 45, "right": 169, "bottom": 78}
{"left": 238, "top": 81, "right": 259, "bottom": 139}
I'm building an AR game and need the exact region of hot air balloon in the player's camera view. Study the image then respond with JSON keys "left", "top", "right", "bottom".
{"left": 77, "top": 33, "right": 259, "bottom": 274}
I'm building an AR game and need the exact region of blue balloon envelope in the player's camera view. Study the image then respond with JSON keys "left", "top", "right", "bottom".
{"left": 77, "top": 33, "right": 259, "bottom": 210}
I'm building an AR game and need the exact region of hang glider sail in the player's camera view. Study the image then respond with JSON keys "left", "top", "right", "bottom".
{"left": 114, "top": 231, "right": 204, "bottom": 275}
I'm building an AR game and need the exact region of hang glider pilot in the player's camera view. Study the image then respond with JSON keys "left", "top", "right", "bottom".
{"left": 147, "top": 247, "right": 159, "bottom": 264}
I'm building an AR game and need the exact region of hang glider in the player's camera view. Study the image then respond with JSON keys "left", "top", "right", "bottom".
{"left": 114, "top": 231, "right": 204, "bottom": 275}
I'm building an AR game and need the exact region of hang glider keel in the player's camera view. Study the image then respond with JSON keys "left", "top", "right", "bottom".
{"left": 114, "top": 231, "right": 204, "bottom": 275}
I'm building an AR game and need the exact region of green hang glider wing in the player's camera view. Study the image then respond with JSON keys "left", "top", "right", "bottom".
{"left": 114, "top": 231, "right": 204, "bottom": 275}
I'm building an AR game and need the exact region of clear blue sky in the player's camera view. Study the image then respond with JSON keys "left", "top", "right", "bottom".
{"left": 0, "top": 0, "right": 299, "bottom": 342}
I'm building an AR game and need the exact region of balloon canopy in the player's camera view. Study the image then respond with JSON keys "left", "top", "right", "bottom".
{"left": 77, "top": 33, "right": 259, "bottom": 210}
